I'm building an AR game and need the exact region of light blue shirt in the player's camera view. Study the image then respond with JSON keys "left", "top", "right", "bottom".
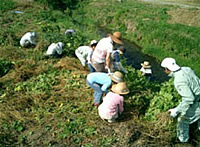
{"left": 171, "top": 67, "right": 200, "bottom": 123}
{"left": 87, "top": 72, "right": 112, "bottom": 92}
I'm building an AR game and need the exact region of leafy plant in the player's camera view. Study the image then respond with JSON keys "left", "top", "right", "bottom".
{"left": 0, "top": 59, "right": 14, "bottom": 77}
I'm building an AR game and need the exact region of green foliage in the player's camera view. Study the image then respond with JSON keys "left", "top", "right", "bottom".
{"left": 125, "top": 67, "right": 160, "bottom": 115}
{"left": 145, "top": 78, "right": 181, "bottom": 120}
{"left": 12, "top": 121, "right": 24, "bottom": 132}
{"left": 0, "top": 0, "right": 16, "bottom": 13}
{"left": 34, "top": 0, "right": 83, "bottom": 11}
{"left": 0, "top": 59, "right": 14, "bottom": 77}
{"left": 14, "top": 71, "right": 59, "bottom": 93}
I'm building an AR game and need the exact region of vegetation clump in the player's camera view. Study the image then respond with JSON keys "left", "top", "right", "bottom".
{"left": 0, "top": 0, "right": 200, "bottom": 146}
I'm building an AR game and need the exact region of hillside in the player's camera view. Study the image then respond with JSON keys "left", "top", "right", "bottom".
{"left": 0, "top": 0, "right": 200, "bottom": 146}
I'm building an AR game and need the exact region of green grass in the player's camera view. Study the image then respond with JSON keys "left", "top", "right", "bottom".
{"left": 0, "top": 0, "right": 200, "bottom": 146}
{"left": 80, "top": 0, "right": 200, "bottom": 76}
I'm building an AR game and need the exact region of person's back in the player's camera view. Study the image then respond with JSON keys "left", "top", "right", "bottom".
{"left": 100, "top": 92, "right": 124, "bottom": 116}
{"left": 87, "top": 72, "right": 112, "bottom": 91}
{"left": 92, "top": 37, "right": 113, "bottom": 64}
{"left": 174, "top": 67, "right": 200, "bottom": 96}
{"left": 76, "top": 46, "right": 91, "bottom": 57}
{"left": 46, "top": 42, "right": 63, "bottom": 57}
{"left": 20, "top": 32, "right": 36, "bottom": 47}
{"left": 65, "top": 29, "right": 75, "bottom": 35}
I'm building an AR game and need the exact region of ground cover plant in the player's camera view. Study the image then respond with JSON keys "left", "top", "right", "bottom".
{"left": 0, "top": 0, "right": 200, "bottom": 146}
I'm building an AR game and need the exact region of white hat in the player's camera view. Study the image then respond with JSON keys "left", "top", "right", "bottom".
{"left": 90, "top": 40, "right": 97, "bottom": 46}
{"left": 58, "top": 42, "right": 63, "bottom": 48}
{"left": 31, "top": 32, "right": 37, "bottom": 37}
{"left": 161, "top": 57, "right": 180, "bottom": 72}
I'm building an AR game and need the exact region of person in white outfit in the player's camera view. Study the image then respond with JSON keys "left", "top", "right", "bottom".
{"left": 20, "top": 32, "right": 37, "bottom": 47}
{"left": 140, "top": 61, "right": 152, "bottom": 81}
{"left": 45, "top": 42, "right": 63, "bottom": 58}
{"left": 65, "top": 29, "right": 75, "bottom": 35}
{"left": 75, "top": 40, "right": 98, "bottom": 72}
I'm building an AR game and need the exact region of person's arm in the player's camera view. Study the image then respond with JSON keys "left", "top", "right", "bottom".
{"left": 29, "top": 35, "right": 36, "bottom": 45}
{"left": 56, "top": 45, "right": 62, "bottom": 55}
{"left": 175, "top": 82, "right": 195, "bottom": 116}
{"left": 87, "top": 49, "right": 93, "bottom": 64}
{"left": 105, "top": 52, "right": 111, "bottom": 68}
{"left": 101, "top": 80, "right": 112, "bottom": 92}
{"left": 118, "top": 97, "right": 124, "bottom": 114}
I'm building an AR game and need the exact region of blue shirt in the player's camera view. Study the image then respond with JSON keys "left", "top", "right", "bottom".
{"left": 87, "top": 72, "right": 112, "bottom": 92}
{"left": 112, "top": 50, "right": 120, "bottom": 62}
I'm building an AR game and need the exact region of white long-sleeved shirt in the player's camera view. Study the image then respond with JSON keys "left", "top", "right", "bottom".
{"left": 46, "top": 43, "right": 62, "bottom": 55}
{"left": 75, "top": 46, "right": 93, "bottom": 64}
{"left": 20, "top": 32, "right": 36, "bottom": 47}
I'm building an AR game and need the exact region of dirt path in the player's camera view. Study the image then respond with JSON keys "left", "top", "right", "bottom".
{"left": 141, "top": 0, "right": 200, "bottom": 9}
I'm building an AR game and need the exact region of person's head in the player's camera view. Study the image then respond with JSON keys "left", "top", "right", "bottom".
{"left": 109, "top": 32, "right": 123, "bottom": 45}
{"left": 161, "top": 57, "right": 180, "bottom": 74}
{"left": 109, "top": 71, "right": 123, "bottom": 83}
{"left": 118, "top": 46, "right": 126, "bottom": 55}
{"left": 90, "top": 40, "right": 98, "bottom": 50}
{"left": 111, "top": 82, "right": 129, "bottom": 95}
{"left": 141, "top": 61, "right": 151, "bottom": 69}
{"left": 57, "top": 42, "right": 64, "bottom": 48}
{"left": 31, "top": 32, "right": 37, "bottom": 38}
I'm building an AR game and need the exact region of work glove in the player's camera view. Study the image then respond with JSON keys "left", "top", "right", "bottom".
{"left": 168, "top": 108, "right": 178, "bottom": 118}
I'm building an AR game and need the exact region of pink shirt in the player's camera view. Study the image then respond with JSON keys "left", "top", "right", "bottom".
{"left": 100, "top": 92, "right": 124, "bottom": 116}
{"left": 92, "top": 37, "right": 113, "bottom": 63}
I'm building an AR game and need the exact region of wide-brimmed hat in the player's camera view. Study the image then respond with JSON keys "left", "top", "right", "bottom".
{"left": 109, "top": 32, "right": 123, "bottom": 45}
{"left": 109, "top": 71, "right": 123, "bottom": 83}
{"left": 161, "top": 57, "right": 180, "bottom": 72}
{"left": 111, "top": 82, "right": 129, "bottom": 95}
{"left": 141, "top": 61, "right": 151, "bottom": 69}
{"left": 90, "top": 40, "right": 98, "bottom": 46}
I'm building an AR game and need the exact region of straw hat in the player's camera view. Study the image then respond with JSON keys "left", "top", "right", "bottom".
{"left": 161, "top": 57, "right": 180, "bottom": 72}
{"left": 111, "top": 82, "right": 129, "bottom": 95}
{"left": 109, "top": 71, "right": 123, "bottom": 83}
{"left": 109, "top": 32, "right": 123, "bottom": 45}
{"left": 141, "top": 61, "right": 151, "bottom": 69}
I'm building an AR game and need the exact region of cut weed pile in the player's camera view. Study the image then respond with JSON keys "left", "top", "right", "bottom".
{"left": 0, "top": 0, "right": 200, "bottom": 146}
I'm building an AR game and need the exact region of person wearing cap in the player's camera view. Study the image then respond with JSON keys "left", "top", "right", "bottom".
{"left": 140, "top": 61, "right": 152, "bottom": 81}
{"left": 45, "top": 42, "right": 63, "bottom": 58}
{"left": 98, "top": 82, "right": 129, "bottom": 123}
{"left": 20, "top": 32, "right": 37, "bottom": 47}
{"left": 111, "top": 46, "right": 127, "bottom": 73}
{"left": 91, "top": 32, "right": 123, "bottom": 73}
{"left": 75, "top": 40, "right": 98, "bottom": 72}
{"left": 161, "top": 57, "right": 200, "bottom": 143}
{"left": 86, "top": 71, "right": 123, "bottom": 107}
{"left": 65, "top": 29, "right": 75, "bottom": 36}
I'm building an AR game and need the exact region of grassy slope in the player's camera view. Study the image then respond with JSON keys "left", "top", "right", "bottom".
{"left": 0, "top": 0, "right": 199, "bottom": 146}
{"left": 78, "top": 0, "right": 200, "bottom": 76}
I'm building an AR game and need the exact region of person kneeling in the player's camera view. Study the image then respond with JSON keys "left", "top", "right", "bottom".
{"left": 98, "top": 82, "right": 129, "bottom": 123}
